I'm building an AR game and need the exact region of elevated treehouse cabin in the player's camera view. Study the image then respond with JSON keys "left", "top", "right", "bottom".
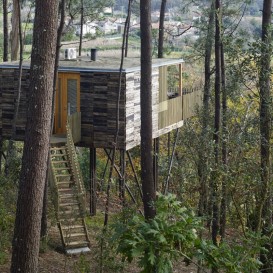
{"left": 0, "top": 56, "right": 202, "bottom": 253}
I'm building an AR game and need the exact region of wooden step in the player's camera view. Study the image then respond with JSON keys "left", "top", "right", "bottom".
{"left": 53, "top": 167, "right": 70, "bottom": 171}
{"left": 59, "top": 193, "right": 74, "bottom": 198}
{"left": 64, "top": 232, "right": 86, "bottom": 238}
{"left": 62, "top": 225, "right": 85, "bottom": 230}
{"left": 58, "top": 187, "right": 74, "bottom": 192}
{"left": 51, "top": 147, "right": 66, "bottom": 151}
{"left": 59, "top": 208, "right": 80, "bottom": 214}
{"left": 51, "top": 153, "right": 68, "bottom": 157}
{"left": 55, "top": 173, "right": 72, "bottom": 177}
{"left": 65, "top": 241, "right": 89, "bottom": 247}
{"left": 59, "top": 202, "right": 79, "bottom": 207}
{"left": 52, "top": 160, "right": 69, "bottom": 164}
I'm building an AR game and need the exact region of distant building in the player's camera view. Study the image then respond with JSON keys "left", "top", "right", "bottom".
{"left": 75, "top": 22, "right": 97, "bottom": 36}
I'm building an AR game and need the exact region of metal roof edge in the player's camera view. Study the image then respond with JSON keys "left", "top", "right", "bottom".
{"left": 0, "top": 58, "right": 184, "bottom": 73}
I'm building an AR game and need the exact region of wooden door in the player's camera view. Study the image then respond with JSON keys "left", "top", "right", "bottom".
{"left": 54, "top": 73, "right": 80, "bottom": 134}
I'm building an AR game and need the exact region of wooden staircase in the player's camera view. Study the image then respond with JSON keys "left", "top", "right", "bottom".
{"left": 49, "top": 115, "right": 90, "bottom": 254}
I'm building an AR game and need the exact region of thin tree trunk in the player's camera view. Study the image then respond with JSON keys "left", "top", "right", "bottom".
{"left": 258, "top": 0, "right": 272, "bottom": 271}
{"left": 10, "top": 0, "right": 20, "bottom": 61}
{"left": 158, "top": 0, "right": 167, "bottom": 58}
{"left": 10, "top": 1, "right": 59, "bottom": 272}
{"left": 5, "top": 0, "right": 24, "bottom": 176}
{"left": 140, "top": 0, "right": 156, "bottom": 220}
{"left": 3, "top": 0, "right": 8, "bottom": 61}
{"left": 211, "top": 1, "right": 221, "bottom": 271}
{"left": 220, "top": 42, "right": 227, "bottom": 239}
{"left": 79, "top": 0, "right": 84, "bottom": 56}
{"left": 198, "top": 0, "right": 214, "bottom": 220}
{"left": 125, "top": 0, "right": 133, "bottom": 57}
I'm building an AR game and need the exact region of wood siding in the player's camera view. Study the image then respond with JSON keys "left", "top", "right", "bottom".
{"left": 79, "top": 71, "right": 126, "bottom": 149}
{"left": 0, "top": 68, "right": 29, "bottom": 140}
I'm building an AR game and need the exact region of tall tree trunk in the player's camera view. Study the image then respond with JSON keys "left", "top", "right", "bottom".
{"left": 10, "top": 0, "right": 20, "bottom": 61}
{"left": 220, "top": 42, "right": 227, "bottom": 239}
{"left": 259, "top": 0, "right": 272, "bottom": 271}
{"left": 211, "top": 2, "right": 221, "bottom": 272}
{"left": 10, "top": 1, "right": 59, "bottom": 272}
{"left": 198, "top": 0, "right": 214, "bottom": 219}
{"left": 41, "top": 0, "right": 67, "bottom": 238}
{"left": 140, "top": 0, "right": 156, "bottom": 220}
{"left": 3, "top": 0, "right": 8, "bottom": 61}
{"left": 158, "top": 0, "right": 167, "bottom": 58}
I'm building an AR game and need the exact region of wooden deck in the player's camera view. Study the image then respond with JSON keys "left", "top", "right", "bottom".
{"left": 50, "top": 135, "right": 66, "bottom": 146}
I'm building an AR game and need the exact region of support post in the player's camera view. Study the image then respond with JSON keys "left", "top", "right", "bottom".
{"left": 90, "top": 147, "right": 96, "bottom": 216}
{"left": 153, "top": 137, "right": 159, "bottom": 191}
{"left": 119, "top": 149, "right": 126, "bottom": 206}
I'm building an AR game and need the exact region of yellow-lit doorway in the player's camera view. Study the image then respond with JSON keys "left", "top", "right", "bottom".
{"left": 54, "top": 73, "right": 80, "bottom": 134}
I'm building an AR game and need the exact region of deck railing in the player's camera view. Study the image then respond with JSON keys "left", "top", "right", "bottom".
{"left": 67, "top": 112, "right": 81, "bottom": 144}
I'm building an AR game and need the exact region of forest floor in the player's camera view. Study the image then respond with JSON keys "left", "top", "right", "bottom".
{"left": 0, "top": 193, "right": 201, "bottom": 273}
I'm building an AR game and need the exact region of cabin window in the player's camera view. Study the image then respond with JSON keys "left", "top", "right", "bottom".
{"left": 67, "top": 79, "right": 78, "bottom": 115}
{"left": 159, "top": 63, "right": 182, "bottom": 103}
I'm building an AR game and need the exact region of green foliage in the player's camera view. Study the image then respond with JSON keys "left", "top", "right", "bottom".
{"left": 111, "top": 193, "right": 201, "bottom": 273}
{"left": 61, "top": 27, "right": 77, "bottom": 42}
{"left": 110, "top": 193, "right": 263, "bottom": 273}
{"left": 78, "top": 148, "right": 90, "bottom": 189}
{"left": 24, "top": 33, "right": 33, "bottom": 45}
{"left": 96, "top": 228, "right": 126, "bottom": 273}
{"left": 0, "top": 179, "right": 17, "bottom": 264}
{"left": 73, "top": 254, "right": 91, "bottom": 273}
{"left": 196, "top": 232, "right": 264, "bottom": 272}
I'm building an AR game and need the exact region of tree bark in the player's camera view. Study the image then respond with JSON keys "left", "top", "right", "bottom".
{"left": 10, "top": 0, "right": 20, "bottom": 61}
{"left": 220, "top": 42, "right": 227, "bottom": 239}
{"left": 211, "top": 2, "right": 221, "bottom": 272}
{"left": 79, "top": 0, "right": 84, "bottom": 56}
{"left": 125, "top": 0, "right": 133, "bottom": 57}
{"left": 10, "top": 1, "right": 59, "bottom": 272}
{"left": 198, "top": 0, "right": 214, "bottom": 219}
{"left": 259, "top": 0, "right": 272, "bottom": 271}
{"left": 3, "top": 0, "right": 8, "bottom": 61}
{"left": 158, "top": 0, "right": 167, "bottom": 58}
{"left": 40, "top": 0, "right": 67, "bottom": 239}
{"left": 140, "top": 0, "right": 156, "bottom": 220}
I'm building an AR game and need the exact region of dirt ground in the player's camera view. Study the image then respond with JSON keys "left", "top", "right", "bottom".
{"left": 0, "top": 223, "right": 199, "bottom": 273}
{"left": 0, "top": 194, "right": 200, "bottom": 273}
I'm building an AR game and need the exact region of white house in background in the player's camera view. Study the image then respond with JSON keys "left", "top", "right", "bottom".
{"left": 75, "top": 22, "right": 98, "bottom": 36}
{"left": 97, "top": 19, "right": 118, "bottom": 34}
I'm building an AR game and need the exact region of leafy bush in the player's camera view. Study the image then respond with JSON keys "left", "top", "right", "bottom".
{"left": 110, "top": 193, "right": 263, "bottom": 273}
{"left": 111, "top": 193, "right": 201, "bottom": 273}
{"left": 24, "top": 33, "right": 33, "bottom": 45}
{"left": 0, "top": 181, "right": 16, "bottom": 264}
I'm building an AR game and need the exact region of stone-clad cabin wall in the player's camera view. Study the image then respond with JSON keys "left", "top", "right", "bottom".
{"left": 79, "top": 71, "right": 126, "bottom": 149}
{"left": 125, "top": 67, "right": 159, "bottom": 151}
{"left": 0, "top": 68, "right": 29, "bottom": 140}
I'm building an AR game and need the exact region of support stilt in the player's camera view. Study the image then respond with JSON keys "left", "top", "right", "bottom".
{"left": 153, "top": 137, "right": 159, "bottom": 191}
{"left": 90, "top": 147, "right": 96, "bottom": 216}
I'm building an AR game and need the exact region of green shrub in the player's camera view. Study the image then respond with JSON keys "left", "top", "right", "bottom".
{"left": 110, "top": 193, "right": 263, "bottom": 273}
{"left": 111, "top": 193, "right": 201, "bottom": 273}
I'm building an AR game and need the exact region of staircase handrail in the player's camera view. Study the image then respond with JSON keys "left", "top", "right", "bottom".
{"left": 66, "top": 115, "right": 86, "bottom": 215}
{"left": 48, "top": 155, "right": 61, "bottom": 220}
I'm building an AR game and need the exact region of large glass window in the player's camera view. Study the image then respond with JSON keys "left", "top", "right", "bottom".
{"left": 159, "top": 63, "right": 182, "bottom": 102}
{"left": 67, "top": 79, "right": 78, "bottom": 115}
